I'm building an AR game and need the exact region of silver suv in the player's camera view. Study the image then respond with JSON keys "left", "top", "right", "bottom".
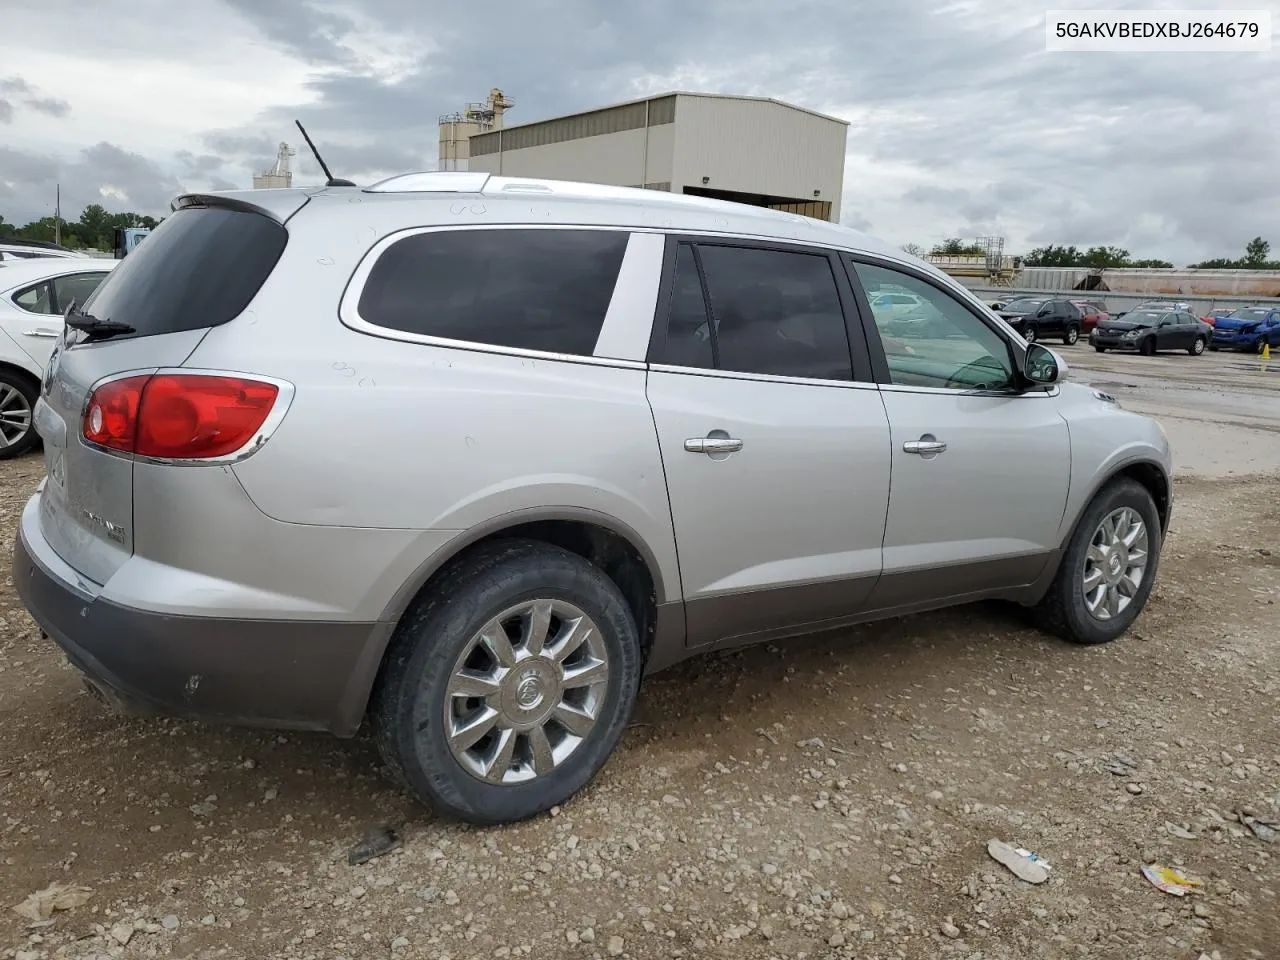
{"left": 14, "top": 173, "right": 1172, "bottom": 825}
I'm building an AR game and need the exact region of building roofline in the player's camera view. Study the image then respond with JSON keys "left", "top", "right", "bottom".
{"left": 475, "top": 90, "right": 849, "bottom": 136}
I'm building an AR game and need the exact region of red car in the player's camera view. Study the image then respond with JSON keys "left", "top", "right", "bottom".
{"left": 1069, "top": 299, "right": 1109, "bottom": 334}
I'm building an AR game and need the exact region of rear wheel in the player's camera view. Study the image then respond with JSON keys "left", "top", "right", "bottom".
{"left": 1063, "top": 325, "right": 1080, "bottom": 346}
{"left": 0, "top": 370, "right": 40, "bottom": 460}
{"left": 371, "top": 539, "right": 642, "bottom": 824}
{"left": 1033, "top": 478, "right": 1161, "bottom": 645}
{"left": 1188, "top": 337, "right": 1206, "bottom": 356}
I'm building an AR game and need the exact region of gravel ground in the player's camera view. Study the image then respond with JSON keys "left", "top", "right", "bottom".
{"left": 1, "top": 452, "right": 1277, "bottom": 960}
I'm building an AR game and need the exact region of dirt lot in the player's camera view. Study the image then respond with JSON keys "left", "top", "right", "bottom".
{"left": 2, "top": 350, "right": 1278, "bottom": 960}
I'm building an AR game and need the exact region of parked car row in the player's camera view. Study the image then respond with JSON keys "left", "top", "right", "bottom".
{"left": 986, "top": 294, "right": 1280, "bottom": 358}
{"left": 993, "top": 296, "right": 1109, "bottom": 345}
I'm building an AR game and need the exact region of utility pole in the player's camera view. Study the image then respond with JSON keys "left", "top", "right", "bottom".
{"left": 54, "top": 183, "right": 61, "bottom": 246}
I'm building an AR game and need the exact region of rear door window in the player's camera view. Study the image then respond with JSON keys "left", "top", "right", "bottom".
{"left": 80, "top": 205, "right": 287, "bottom": 339}
{"left": 656, "top": 242, "right": 854, "bottom": 381}
{"left": 356, "top": 228, "right": 629, "bottom": 357}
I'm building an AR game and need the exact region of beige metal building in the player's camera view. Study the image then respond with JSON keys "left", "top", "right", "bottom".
{"left": 458, "top": 92, "right": 848, "bottom": 222}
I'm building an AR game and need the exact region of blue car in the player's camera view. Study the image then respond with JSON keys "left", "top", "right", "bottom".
{"left": 1208, "top": 306, "right": 1280, "bottom": 353}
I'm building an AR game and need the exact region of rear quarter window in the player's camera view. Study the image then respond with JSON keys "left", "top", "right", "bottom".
{"left": 355, "top": 228, "right": 629, "bottom": 357}
{"left": 82, "top": 205, "right": 287, "bottom": 339}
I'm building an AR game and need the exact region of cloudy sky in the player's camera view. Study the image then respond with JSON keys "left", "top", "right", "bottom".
{"left": 1, "top": 0, "right": 1276, "bottom": 264}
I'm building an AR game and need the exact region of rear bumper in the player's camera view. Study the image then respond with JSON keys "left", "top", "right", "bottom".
{"left": 13, "top": 504, "right": 390, "bottom": 737}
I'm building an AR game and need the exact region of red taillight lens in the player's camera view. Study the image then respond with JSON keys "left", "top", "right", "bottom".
{"left": 83, "top": 375, "right": 148, "bottom": 452}
{"left": 83, "top": 373, "right": 280, "bottom": 460}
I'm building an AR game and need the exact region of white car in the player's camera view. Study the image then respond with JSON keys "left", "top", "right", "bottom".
{"left": 0, "top": 240, "right": 91, "bottom": 261}
{"left": 0, "top": 258, "right": 116, "bottom": 457}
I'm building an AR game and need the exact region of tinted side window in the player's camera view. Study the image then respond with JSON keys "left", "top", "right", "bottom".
{"left": 82, "top": 206, "right": 287, "bottom": 340}
{"left": 852, "top": 260, "right": 1016, "bottom": 392}
{"left": 695, "top": 245, "right": 852, "bottom": 380}
{"left": 660, "top": 244, "right": 715, "bottom": 369}
{"left": 358, "top": 229, "right": 628, "bottom": 357}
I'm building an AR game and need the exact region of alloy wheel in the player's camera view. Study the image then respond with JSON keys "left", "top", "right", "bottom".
{"left": 1081, "top": 507, "right": 1149, "bottom": 621}
{"left": 444, "top": 599, "right": 609, "bottom": 785}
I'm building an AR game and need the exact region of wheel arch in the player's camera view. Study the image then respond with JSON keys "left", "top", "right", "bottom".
{"left": 335, "top": 507, "right": 670, "bottom": 736}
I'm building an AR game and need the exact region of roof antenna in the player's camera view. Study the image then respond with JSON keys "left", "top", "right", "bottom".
{"left": 294, "top": 119, "right": 357, "bottom": 187}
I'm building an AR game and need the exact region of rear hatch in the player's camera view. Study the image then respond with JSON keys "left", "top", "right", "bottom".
{"left": 35, "top": 196, "right": 298, "bottom": 585}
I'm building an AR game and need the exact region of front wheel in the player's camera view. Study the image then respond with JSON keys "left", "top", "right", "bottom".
{"left": 1063, "top": 325, "right": 1080, "bottom": 346}
{"left": 1023, "top": 327, "right": 1038, "bottom": 344}
{"left": 1033, "top": 478, "right": 1161, "bottom": 645}
{"left": 0, "top": 371, "right": 40, "bottom": 460}
{"left": 1208, "top": 345, "right": 1220, "bottom": 352}
{"left": 371, "top": 539, "right": 642, "bottom": 824}
{"left": 1139, "top": 337, "right": 1156, "bottom": 356}
{"left": 1094, "top": 345, "right": 1107, "bottom": 353}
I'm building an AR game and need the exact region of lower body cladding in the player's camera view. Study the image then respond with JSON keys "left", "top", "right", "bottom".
{"left": 14, "top": 520, "right": 392, "bottom": 736}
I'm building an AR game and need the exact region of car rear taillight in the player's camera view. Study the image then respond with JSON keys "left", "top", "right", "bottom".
{"left": 83, "top": 373, "right": 280, "bottom": 460}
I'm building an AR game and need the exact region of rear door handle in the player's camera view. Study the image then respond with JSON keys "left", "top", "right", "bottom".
{"left": 685, "top": 437, "right": 743, "bottom": 454}
{"left": 23, "top": 329, "right": 60, "bottom": 338}
{"left": 903, "top": 437, "right": 947, "bottom": 456}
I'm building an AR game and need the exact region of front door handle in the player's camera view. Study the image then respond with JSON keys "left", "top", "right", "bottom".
{"left": 23, "top": 329, "right": 60, "bottom": 338}
{"left": 903, "top": 436, "right": 947, "bottom": 456}
{"left": 685, "top": 437, "right": 743, "bottom": 455}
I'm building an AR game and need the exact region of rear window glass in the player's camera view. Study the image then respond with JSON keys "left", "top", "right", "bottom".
{"left": 81, "top": 206, "right": 287, "bottom": 338}
{"left": 356, "top": 228, "right": 629, "bottom": 356}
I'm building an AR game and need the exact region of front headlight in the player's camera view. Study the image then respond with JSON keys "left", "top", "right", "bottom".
{"left": 1123, "top": 330, "right": 1141, "bottom": 338}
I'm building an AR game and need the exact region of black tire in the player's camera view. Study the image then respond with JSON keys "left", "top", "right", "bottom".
{"left": 1188, "top": 337, "right": 1205, "bottom": 356}
{"left": 1139, "top": 337, "right": 1156, "bottom": 356}
{"left": 1033, "top": 478, "right": 1162, "bottom": 645}
{"left": 1094, "top": 345, "right": 1107, "bottom": 353}
{"left": 0, "top": 369, "right": 41, "bottom": 460}
{"left": 1257, "top": 339, "right": 1270, "bottom": 355}
{"left": 1063, "top": 325, "right": 1080, "bottom": 346}
{"left": 1023, "top": 326, "right": 1038, "bottom": 344}
{"left": 370, "top": 538, "right": 642, "bottom": 825}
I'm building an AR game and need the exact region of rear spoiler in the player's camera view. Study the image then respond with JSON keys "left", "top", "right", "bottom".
{"left": 170, "top": 187, "right": 324, "bottom": 225}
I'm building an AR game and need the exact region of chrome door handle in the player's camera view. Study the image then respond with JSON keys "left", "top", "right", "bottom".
{"left": 24, "top": 329, "right": 60, "bottom": 338}
{"left": 685, "top": 437, "right": 743, "bottom": 454}
{"left": 903, "top": 438, "right": 947, "bottom": 455}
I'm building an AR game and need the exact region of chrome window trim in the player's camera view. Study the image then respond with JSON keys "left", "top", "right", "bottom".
{"left": 338, "top": 223, "right": 650, "bottom": 368}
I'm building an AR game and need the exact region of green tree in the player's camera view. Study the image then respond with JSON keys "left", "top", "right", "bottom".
{"left": 1080, "top": 246, "right": 1130, "bottom": 269}
{"left": 1244, "top": 236, "right": 1270, "bottom": 267}
{"left": 1023, "top": 244, "right": 1082, "bottom": 267}
{"left": 1129, "top": 258, "right": 1174, "bottom": 268}
{"left": 931, "top": 237, "right": 986, "bottom": 257}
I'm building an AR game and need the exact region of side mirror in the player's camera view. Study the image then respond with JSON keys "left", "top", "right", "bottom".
{"left": 1023, "top": 343, "right": 1061, "bottom": 384}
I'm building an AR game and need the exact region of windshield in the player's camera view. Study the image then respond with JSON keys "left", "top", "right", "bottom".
{"left": 1227, "top": 308, "right": 1272, "bottom": 321}
{"left": 1002, "top": 298, "right": 1044, "bottom": 314}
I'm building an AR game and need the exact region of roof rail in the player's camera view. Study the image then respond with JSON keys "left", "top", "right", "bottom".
{"left": 364, "top": 171, "right": 491, "bottom": 194}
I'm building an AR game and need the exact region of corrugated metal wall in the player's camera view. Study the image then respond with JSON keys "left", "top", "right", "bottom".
{"left": 670, "top": 95, "right": 847, "bottom": 221}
